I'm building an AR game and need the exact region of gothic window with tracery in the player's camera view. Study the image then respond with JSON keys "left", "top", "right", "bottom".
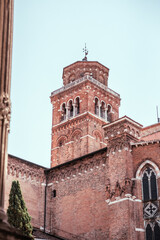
{"left": 141, "top": 166, "right": 160, "bottom": 240}
{"left": 146, "top": 223, "right": 160, "bottom": 240}
{"left": 142, "top": 167, "right": 157, "bottom": 202}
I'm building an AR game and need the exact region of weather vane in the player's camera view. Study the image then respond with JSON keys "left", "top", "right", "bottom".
{"left": 82, "top": 43, "right": 88, "bottom": 61}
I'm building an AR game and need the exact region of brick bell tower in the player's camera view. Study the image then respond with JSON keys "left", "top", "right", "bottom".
{"left": 50, "top": 50, "right": 121, "bottom": 167}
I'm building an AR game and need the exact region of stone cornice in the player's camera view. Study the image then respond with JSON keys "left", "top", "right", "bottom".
{"left": 51, "top": 75, "right": 120, "bottom": 99}
{"left": 7, "top": 158, "right": 46, "bottom": 184}
{"left": 52, "top": 111, "right": 108, "bottom": 130}
{"left": 8, "top": 154, "right": 47, "bottom": 169}
{"left": 47, "top": 151, "right": 107, "bottom": 184}
{"left": 103, "top": 115, "right": 143, "bottom": 129}
{"left": 142, "top": 122, "right": 160, "bottom": 131}
{"left": 131, "top": 139, "right": 160, "bottom": 148}
{"left": 47, "top": 147, "right": 107, "bottom": 173}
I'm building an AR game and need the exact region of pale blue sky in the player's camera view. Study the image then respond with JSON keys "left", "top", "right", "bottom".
{"left": 8, "top": 0, "right": 160, "bottom": 167}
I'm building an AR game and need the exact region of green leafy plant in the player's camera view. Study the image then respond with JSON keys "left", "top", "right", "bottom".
{"left": 7, "top": 180, "right": 33, "bottom": 239}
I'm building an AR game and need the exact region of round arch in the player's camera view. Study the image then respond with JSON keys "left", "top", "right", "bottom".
{"left": 71, "top": 129, "right": 82, "bottom": 141}
{"left": 92, "top": 130, "right": 103, "bottom": 142}
{"left": 57, "top": 135, "right": 68, "bottom": 147}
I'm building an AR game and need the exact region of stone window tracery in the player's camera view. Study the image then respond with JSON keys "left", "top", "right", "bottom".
{"left": 141, "top": 165, "right": 160, "bottom": 240}
{"left": 146, "top": 222, "right": 160, "bottom": 240}
{"left": 142, "top": 167, "right": 158, "bottom": 203}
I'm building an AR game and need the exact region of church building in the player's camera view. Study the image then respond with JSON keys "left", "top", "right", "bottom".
{"left": 5, "top": 55, "right": 160, "bottom": 240}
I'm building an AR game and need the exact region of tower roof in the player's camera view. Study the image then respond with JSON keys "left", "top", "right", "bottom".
{"left": 62, "top": 61, "right": 109, "bottom": 86}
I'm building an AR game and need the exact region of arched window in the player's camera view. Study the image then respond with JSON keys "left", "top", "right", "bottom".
{"left": 137, "top": 162, "right": 160, "bottom": 240}
{"left": 61, "top": 103, "right": 66, "bottom": 121}
{"left": 75, "top": 97, "right": 80, "bottom": 115}
{"left": 95, "top": 98, "right": 99, "bottom": 116}
{"left": 142, "top": 167, "right": 158, "bottom": 202}
{"left": 100, "top": 101, "right": 106, "bottom": 119}
{"left": 57, "top": 136, "right": 67, "bottom": 147}
{"left": 68, "top": 100, "right": 73, "bottom": 118}
{"left": 145, "top": 223, "right": 160, "bottom": 240}
{"left": 154, "top": 223, "right": 160, "bottom": 240}
{"left": 107, "top": 105, "right": 112, "bottom": 122}
{"left": 59, "top": 139, "right": 64, "bottom": 147}
{"left": 142, "top": 166, "right": 160, "bottom": 239}
{"left": 146, "top": 224, "right": 152, "bottom": 240}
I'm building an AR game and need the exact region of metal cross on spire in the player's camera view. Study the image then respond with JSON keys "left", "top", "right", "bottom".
{"left": 82, "top": 43, "right": 88, "bottom": 61}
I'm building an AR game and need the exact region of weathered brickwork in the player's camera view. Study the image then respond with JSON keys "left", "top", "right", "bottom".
{"left": 5, "top": 60, "right": 160, "bottom": 240}
{"left": 141, "top": 122, "right": 160, "bottom": 141}
{"left": 50, "top": 61, "right": 120, "bottom": 167}
{"left": 5, "top": 155, "right": 46, "bottom": 229}
{"left": 62, "top": 61, "right": 109, "bottom": 86}
{"left": 45, "top": 149, "right": 110, "bottom": 239}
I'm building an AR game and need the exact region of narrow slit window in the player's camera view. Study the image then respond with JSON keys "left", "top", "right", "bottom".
{"left": 61, "top": 103, "right": 66, "bottom": 121}
{"left": 53, "top": 190, "right": 56, "bottom": 198}
{"left": 95, "top": 98, "right": 99, "bottom": 115}
{"left": 68, "top": 100, "right": 73, "bottom": 118}
{"left": 75, "top": 97, "right": 80, "bottom": 115}
{"left": 100, "top": 101, "right": 105, "bottom": 119}
{"left": 107, "top": 105, "right": 112, "bottom": 122}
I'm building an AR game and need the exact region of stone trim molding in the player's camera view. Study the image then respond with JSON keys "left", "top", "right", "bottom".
{"left": 103, "top": 116, "right": 143, "bottom": 129}
{"left": 136, "top": 159, "right": 160, "bottom": 179}
{"left": 48, "top": 157, "right": 106, "bottom": 183}
{"left": 107, "top": 195, "right": 137, "bottom": 205}
{"left": 52, "top": 111, "right": 88, "bottom": 128}
{"left": 80, "top": 134, "right": 95, "bottom": 140}
{"left": 51, "top": 74, "right": 120, "bottom": 98}
{"left": 7, "top": 162, "right": 45, "bottom": 184}
{"left": 135, "top": 228, "right": 145, "bottom": 232}
{"left": 52, "top": 111, "right": 109, "bottom": 129}
{"left": 131, "top": 139, "right": 160, "bottom": 148}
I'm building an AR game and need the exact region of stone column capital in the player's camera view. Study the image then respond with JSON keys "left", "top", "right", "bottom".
{"left": 0, "top": 93, "right": 11, "bottom": 131}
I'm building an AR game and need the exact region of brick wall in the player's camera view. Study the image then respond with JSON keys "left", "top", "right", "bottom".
{"left": 141, "top": 122, "right": 160, "bottom": 141}
{"left": 45, "top": 145, "right": 142, "bottom": 240}
{"left": 5, "top": 155, "right": 46, "bottom": 229}
{"left": 46, "top": 149, "right": 109, "bottom": 239}
{"left": 5, "top": 132, "right": 160, "bottom": 239}
{"left": 50, "top": 60, "right": 121, "bottom": 168}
